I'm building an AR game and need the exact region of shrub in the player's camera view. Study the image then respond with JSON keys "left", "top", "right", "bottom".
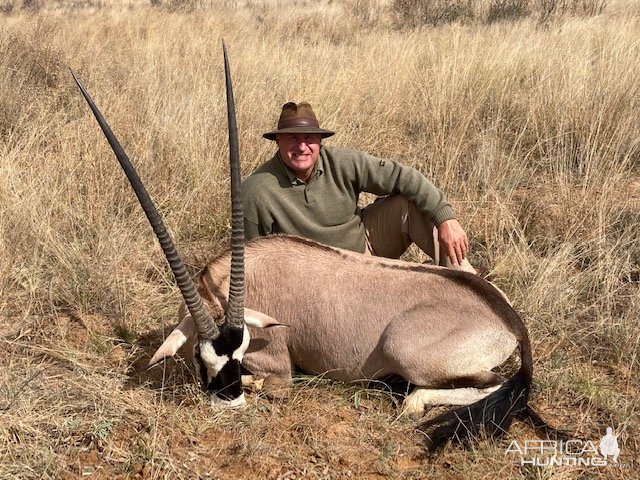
{"left": 391, "top": 0, "right": 475, "bottom": 28}
{"left": 487, "top": 0, "right": 529, "bottom": 23}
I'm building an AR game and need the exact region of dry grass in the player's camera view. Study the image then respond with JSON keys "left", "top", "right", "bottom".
{"left": 1, "top": 0, "right": 639, "bottom": 478}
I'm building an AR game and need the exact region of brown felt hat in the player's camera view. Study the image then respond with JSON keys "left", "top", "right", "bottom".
{"left": 263, "top": 102, "right": 335, "bottom": 140}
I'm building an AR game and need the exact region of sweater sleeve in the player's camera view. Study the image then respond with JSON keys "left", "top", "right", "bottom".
{"left": 346, "top": 149, "right": 455, "bottom": 225}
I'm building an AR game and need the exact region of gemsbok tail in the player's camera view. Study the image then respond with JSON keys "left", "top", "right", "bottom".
{"left": 420, "top": 330, "right": 535, "bottom": 450}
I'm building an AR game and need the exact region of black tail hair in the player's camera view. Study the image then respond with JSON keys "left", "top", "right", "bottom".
{"left": 420, "top": 368, "right": 531, "bottom": 450}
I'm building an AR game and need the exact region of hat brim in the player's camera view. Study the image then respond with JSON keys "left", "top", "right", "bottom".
{"left": 263, "top": 126, "right": 335, "bottom": 141}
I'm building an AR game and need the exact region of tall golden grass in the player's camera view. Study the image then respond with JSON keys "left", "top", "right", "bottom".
{"left": 0, "top": 0, "right": 638, "bottom": 478}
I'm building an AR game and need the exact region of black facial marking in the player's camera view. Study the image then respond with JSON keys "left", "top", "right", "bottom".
{"left": 212, "top": 323, "right": 245, "bottom": 354}
{"left": 210, "top": 358, "right": 243, "bottom": 400}
{"left": 196, "top": 323, "right": 246, "bottom": 401}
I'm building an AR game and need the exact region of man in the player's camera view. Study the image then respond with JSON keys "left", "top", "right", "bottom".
{"left": 242, "top": 102, "right": 475, "bottom": 272}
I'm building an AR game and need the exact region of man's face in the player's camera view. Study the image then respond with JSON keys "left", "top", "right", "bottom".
{"left": 276, "top": 133, "right": 322, "bottom": 182}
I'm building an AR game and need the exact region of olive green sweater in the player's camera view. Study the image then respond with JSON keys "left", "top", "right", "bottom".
{"left": 242, "top": 145, "right": 455, "bottom": 253}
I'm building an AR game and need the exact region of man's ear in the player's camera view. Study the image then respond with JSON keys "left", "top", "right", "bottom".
{"left": 244, "top": 308, "right": 286, "bottom": 328}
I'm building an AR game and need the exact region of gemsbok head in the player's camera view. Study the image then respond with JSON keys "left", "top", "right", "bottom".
{"left": 70, "top": 43, "right": 266, "bottom": 407}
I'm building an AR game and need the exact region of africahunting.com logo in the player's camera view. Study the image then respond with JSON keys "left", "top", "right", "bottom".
{"left": 505, "top": 426, "right": 633, "bottom": 468}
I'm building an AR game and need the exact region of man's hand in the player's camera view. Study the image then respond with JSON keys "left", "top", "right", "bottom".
{"left": 437, "top": 219, "right": 469, "bottom": 267}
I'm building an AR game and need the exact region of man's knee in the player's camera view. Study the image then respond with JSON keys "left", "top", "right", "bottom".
{"left": 362, "top": 195, "right": 412, "bottom": 258}
{"left": 362, "top": 194, "right": 436, "bottom": 260}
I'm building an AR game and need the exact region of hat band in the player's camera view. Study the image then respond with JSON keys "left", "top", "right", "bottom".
{"left": 277, "top": 117, "right": 319, "bottom": 129}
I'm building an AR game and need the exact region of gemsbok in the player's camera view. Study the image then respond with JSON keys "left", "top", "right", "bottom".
{"left": 71, "top": 44, "right": 546, "bottom": 450}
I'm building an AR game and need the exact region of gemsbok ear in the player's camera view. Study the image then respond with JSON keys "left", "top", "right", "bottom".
{"left": 146, "top": 314, "right": 198, "bottom": 369}
{"left": 244, "top": 308, "right": 286, "bottom": 328}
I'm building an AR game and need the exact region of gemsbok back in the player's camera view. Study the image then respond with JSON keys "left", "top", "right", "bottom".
{"left": 71, "top": 44, "right": 546, "bottom": 450}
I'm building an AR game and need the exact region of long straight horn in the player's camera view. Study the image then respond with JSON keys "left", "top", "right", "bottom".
{"left": 70, "top": 69, "right": 220, "bottom": 341}
{"left": 222, "top": 43, "right": 245, "bottom": 330}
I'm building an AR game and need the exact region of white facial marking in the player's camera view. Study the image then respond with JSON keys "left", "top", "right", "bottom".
{"left": 232, "top": 326, "right": 251, "bottom": 362}
{"left": 210, "top": 392, "right": 246, "bottom": 409}
{"left": 199, "top": 342, "right": 229, "bottom": 384}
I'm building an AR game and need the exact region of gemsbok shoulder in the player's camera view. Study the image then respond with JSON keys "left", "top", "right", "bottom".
{"left": 71, "top": 44, "right": 546, "bottom": 450}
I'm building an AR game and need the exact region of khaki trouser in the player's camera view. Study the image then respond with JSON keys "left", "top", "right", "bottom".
{"left": 361, "top": 195, "right": 476, "bottom": 274}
